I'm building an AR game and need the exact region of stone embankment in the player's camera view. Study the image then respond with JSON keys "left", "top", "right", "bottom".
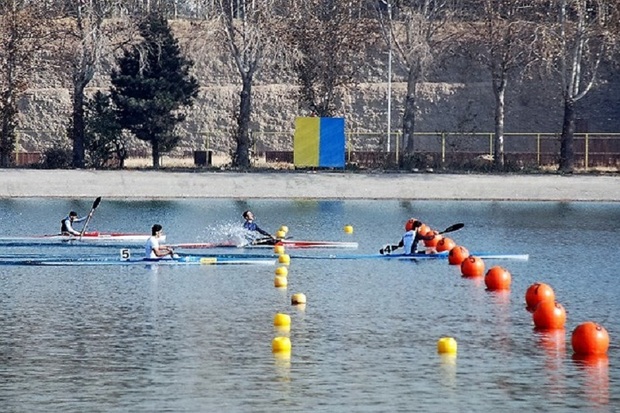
{"left": 1, "top": 170, "right": 619, "bottom": 202}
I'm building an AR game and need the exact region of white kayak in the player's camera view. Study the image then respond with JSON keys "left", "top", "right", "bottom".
{"left": 0, "top": 232, "right": 162, "bottom": 245}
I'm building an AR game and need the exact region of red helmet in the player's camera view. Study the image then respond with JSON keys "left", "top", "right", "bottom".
{"left": 405, "top": 218, "right": 418, "bottom": 231}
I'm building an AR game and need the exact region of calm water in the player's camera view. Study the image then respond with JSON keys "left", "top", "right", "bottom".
{"left": 0, "top": 199, "right": 619, "bottom": 412}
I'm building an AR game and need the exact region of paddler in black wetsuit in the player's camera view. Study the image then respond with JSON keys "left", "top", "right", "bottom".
{"left": 60, "top": 211, "right": 91, "bottom": 236}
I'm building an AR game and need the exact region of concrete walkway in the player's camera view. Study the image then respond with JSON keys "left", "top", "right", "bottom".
{"left": 1, "top": 169, "right": 619, "bottom": 201}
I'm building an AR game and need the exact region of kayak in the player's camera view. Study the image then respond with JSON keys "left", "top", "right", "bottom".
{"left": 173, "top": 240, "right": 359, "bottom": 249}
{"left": 0, "top": 232, "right": 162, "bottom": 245}
{"left": 171, "top": 251, "right": 529, "bottom": 261}
{"left": 283, "top": 251, "right": 530, "bottom": 260}
{"left": 0, "top": 255, "right": 276, "bottom": 266}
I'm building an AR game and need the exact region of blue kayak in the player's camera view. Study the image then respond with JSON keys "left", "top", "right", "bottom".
{"left": 284, "top": 251, "right": 529, "bottom": 261}
{"left": 0, "top": 255, "right": 277, "bottom": 266}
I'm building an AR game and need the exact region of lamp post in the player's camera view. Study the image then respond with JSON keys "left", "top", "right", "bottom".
{"left": 379, "top": 0, "right": 393, "bottom": 154}
{"left": 386, "top": 0, "right": 392, "bottom": 154}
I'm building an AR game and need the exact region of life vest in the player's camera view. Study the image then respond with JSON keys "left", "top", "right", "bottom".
{"left": 60, "top": 216, "right": 71, "bottom": 233}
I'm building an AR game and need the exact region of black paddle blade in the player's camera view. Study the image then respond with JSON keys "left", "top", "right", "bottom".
{"left": 440, "top": 223, "right": 464, "bottom": 234}
{"left": 92, "top": 196, "right": 102, "bottom": 210}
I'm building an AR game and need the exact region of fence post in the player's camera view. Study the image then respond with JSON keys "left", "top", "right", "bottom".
{"left": 584, "top": 133, "right": 589, "bottom": 171}
{"left": 441, "top": 132, "right": 446, "bottom": 165}
{"left": 347, "top": 132, "right": 351, "bottom": 163}
{"left": 489, "top": 133, "right": 493, "bottom": 156}
{"left": 537, "top": 134, "right": 541, "bottom": 166}
{"left": 395, "top": 131, "right": 399, "bottom": 166}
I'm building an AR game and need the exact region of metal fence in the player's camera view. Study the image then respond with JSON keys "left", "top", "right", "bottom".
{"left": 257, "top": 132, "right": 620, "bottom": 170}
{"left": 11, "top": 130, "right": 620, "bottom": 170}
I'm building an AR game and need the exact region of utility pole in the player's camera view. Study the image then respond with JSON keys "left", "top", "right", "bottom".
{"left": 387, "top": 0, "right": 392, "bottom": 154}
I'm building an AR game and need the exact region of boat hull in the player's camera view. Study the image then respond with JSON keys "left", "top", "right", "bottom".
{"left": 285, "top": 251, "right": 529, "bottom": 260}
{"left": 0, "top": 232, "right": 161, "bottom": 245}
{"left": 173, "top": 240, "right": 359, "bottom": 249}
{"left": 0, "top": 255, "right": 275, "bottom": 266}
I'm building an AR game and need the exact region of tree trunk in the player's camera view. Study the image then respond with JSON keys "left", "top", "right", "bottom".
{"left": 403, "top": 70, "right": 417, "bottom": 155}
{"left": 234, "top": 76, "right": 253, "bottom": 169}
{"left": 0, "top": 93, "right": 17, "bottom": 167}
{"left": 152, "top": 140, "right": 160, "bottom": 169}
{"left": 559, "top": 97, "right": 575, "bottom": 173}
{"left": 493, "top": 76, "right": 506, "bottom": 170}
{"left": 71, "top": 82, "right": 86, "bottom": 168}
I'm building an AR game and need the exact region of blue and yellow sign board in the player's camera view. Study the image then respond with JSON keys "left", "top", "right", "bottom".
{"left": 294, "top": 117, "right": 345, "bottom": 168}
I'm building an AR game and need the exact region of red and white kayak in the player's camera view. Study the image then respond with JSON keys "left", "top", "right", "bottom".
{"left": 173, "top": 239, "right": 358, "bottom": 250}
{"left": 0, "top": 232, "right": 162, "bottom": 245}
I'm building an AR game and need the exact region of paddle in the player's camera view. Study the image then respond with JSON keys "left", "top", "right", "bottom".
{"left": 252, "top": 236, "right": 279, "bottom": 246}
{"left": 379, "top": 222, "right": 465, "bottom": 254}
{"left": 438, "top": 222, "right": 464, "bottom": 235}
{"left": 79, "top": 197, "right": 101, "bottom": 240}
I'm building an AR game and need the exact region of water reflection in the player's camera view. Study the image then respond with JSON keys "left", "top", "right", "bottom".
{"left": 572, "top": 354, "right": 610, "bottom": 407}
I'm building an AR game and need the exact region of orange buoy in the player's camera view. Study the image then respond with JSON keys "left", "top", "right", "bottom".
{"left": 436, "top": 237, "right": 456, "bottom": 252}
{"left": 418, "top": 224, "right": 431, "bottom": 236}
{"left": 525, "top": 282, "right": 555, "bottom": 312}
{"left": 533, "top": 300, "right": 567, "bottom": 330}
{"left": 448, "top": 246, "right": 469, "bottom": 265}
{"left": 423, "top": 230, "right": 441, "bottom": 247}
{"left": 571, "top": 322, "right": 610, "bottom": 356}
{"left": 484, "top": 266, "right": 512, "bottom": 291}
{"left": 460, "top": 255, "right": 485, "bottom": 277}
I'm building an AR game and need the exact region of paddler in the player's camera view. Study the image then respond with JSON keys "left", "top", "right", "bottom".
{"left": 380, "top": 218, "right": 436, "bottom": 255}
{"left": 61, "top": 210, "right": 92, "bottom": 236}
{"left": 145, "top": 224, "right": 175, "bottom": 259}
{"left": 242, "top": 210, "right": 277, "bottom": 245}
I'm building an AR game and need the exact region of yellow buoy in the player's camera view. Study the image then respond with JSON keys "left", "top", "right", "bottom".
{"left": 274, "top": 312, "right": 291, "bottom": 327}
{"left": 276, "top": 230, "right": 286, "bottom": 239}
{"left": 344, "top": 225, "right": 354, "bottom": 234}
{"left": 291, "top": 293, "right": 307, "bottom": 305}
{"left": 274, "top": 275, "right": 288, "bottom": 288}
{"left": 437, "top": 337, "right": 458, "bottom": 355}
{"left": 279, "top": 225, "right": 289, "bottom": 234}
{"left": 275, "top": 266, "right": 288, "bottom": 277}
{"left": 278, "top": 254, "right": 290, "bottom": 265}
{"left": 274, "top": 244, "right": 285, "bottom": 254}
{"left": 272, "top": 336, "right": 292, "bottom": 353}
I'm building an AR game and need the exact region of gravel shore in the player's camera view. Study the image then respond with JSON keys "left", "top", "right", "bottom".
{"left": 1, "top": 169, "right": 619, "bottom": 201}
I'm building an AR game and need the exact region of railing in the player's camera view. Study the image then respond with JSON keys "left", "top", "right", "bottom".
{"left": 12, "top": 129, "right": 620, "bottom": 170}
{"left": 255, "top": 131, "right": 620, "bottom": 170}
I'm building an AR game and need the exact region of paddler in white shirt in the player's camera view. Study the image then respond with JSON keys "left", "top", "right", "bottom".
{"left": 145, "top": 224, "right": 175, "bottom": 259}
{"left": 380, "top": 218, "right": 436, "bottom": 255}
{"left": 61, "top": 210, "right": 91, "bottom": 236}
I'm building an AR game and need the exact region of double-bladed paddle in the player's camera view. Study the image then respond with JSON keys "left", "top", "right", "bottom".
{"left": 379, "top": 222, "right": 465, "bottom": 254}
{"left": 79, "top": 197, "right": 102, "bottom": 240}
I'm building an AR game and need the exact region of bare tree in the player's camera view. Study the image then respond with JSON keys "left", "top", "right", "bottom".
{"left": 0, "top": 1, "right": 48, "bottom": 167}
{"left": 214, "top": 0, "right": 279, "bottom": 169}
{"left": 473, "top": 0, "right": 539, "bottom": 169}
{"left": 288, "top": 0, "right": 372, "bottom": 117}
{"left": 380, "top": 0, "right": 455, "bottom": 158}
{"left": 540, "top": 0, "right": 618, "bottom": 172}
{"left": 61, "top": 0, "right": 111, "bottom": 168}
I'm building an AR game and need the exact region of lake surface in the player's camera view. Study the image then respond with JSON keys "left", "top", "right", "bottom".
{"left": 0, "top": 199, "right": 618, "bottom": 412}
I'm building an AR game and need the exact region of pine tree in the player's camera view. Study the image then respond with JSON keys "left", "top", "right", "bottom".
{"left": 111, "top": 12, "right": 199, "bottom": 168}
{"left": 84, "top": 91, "right": 125, "bottom": 168}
